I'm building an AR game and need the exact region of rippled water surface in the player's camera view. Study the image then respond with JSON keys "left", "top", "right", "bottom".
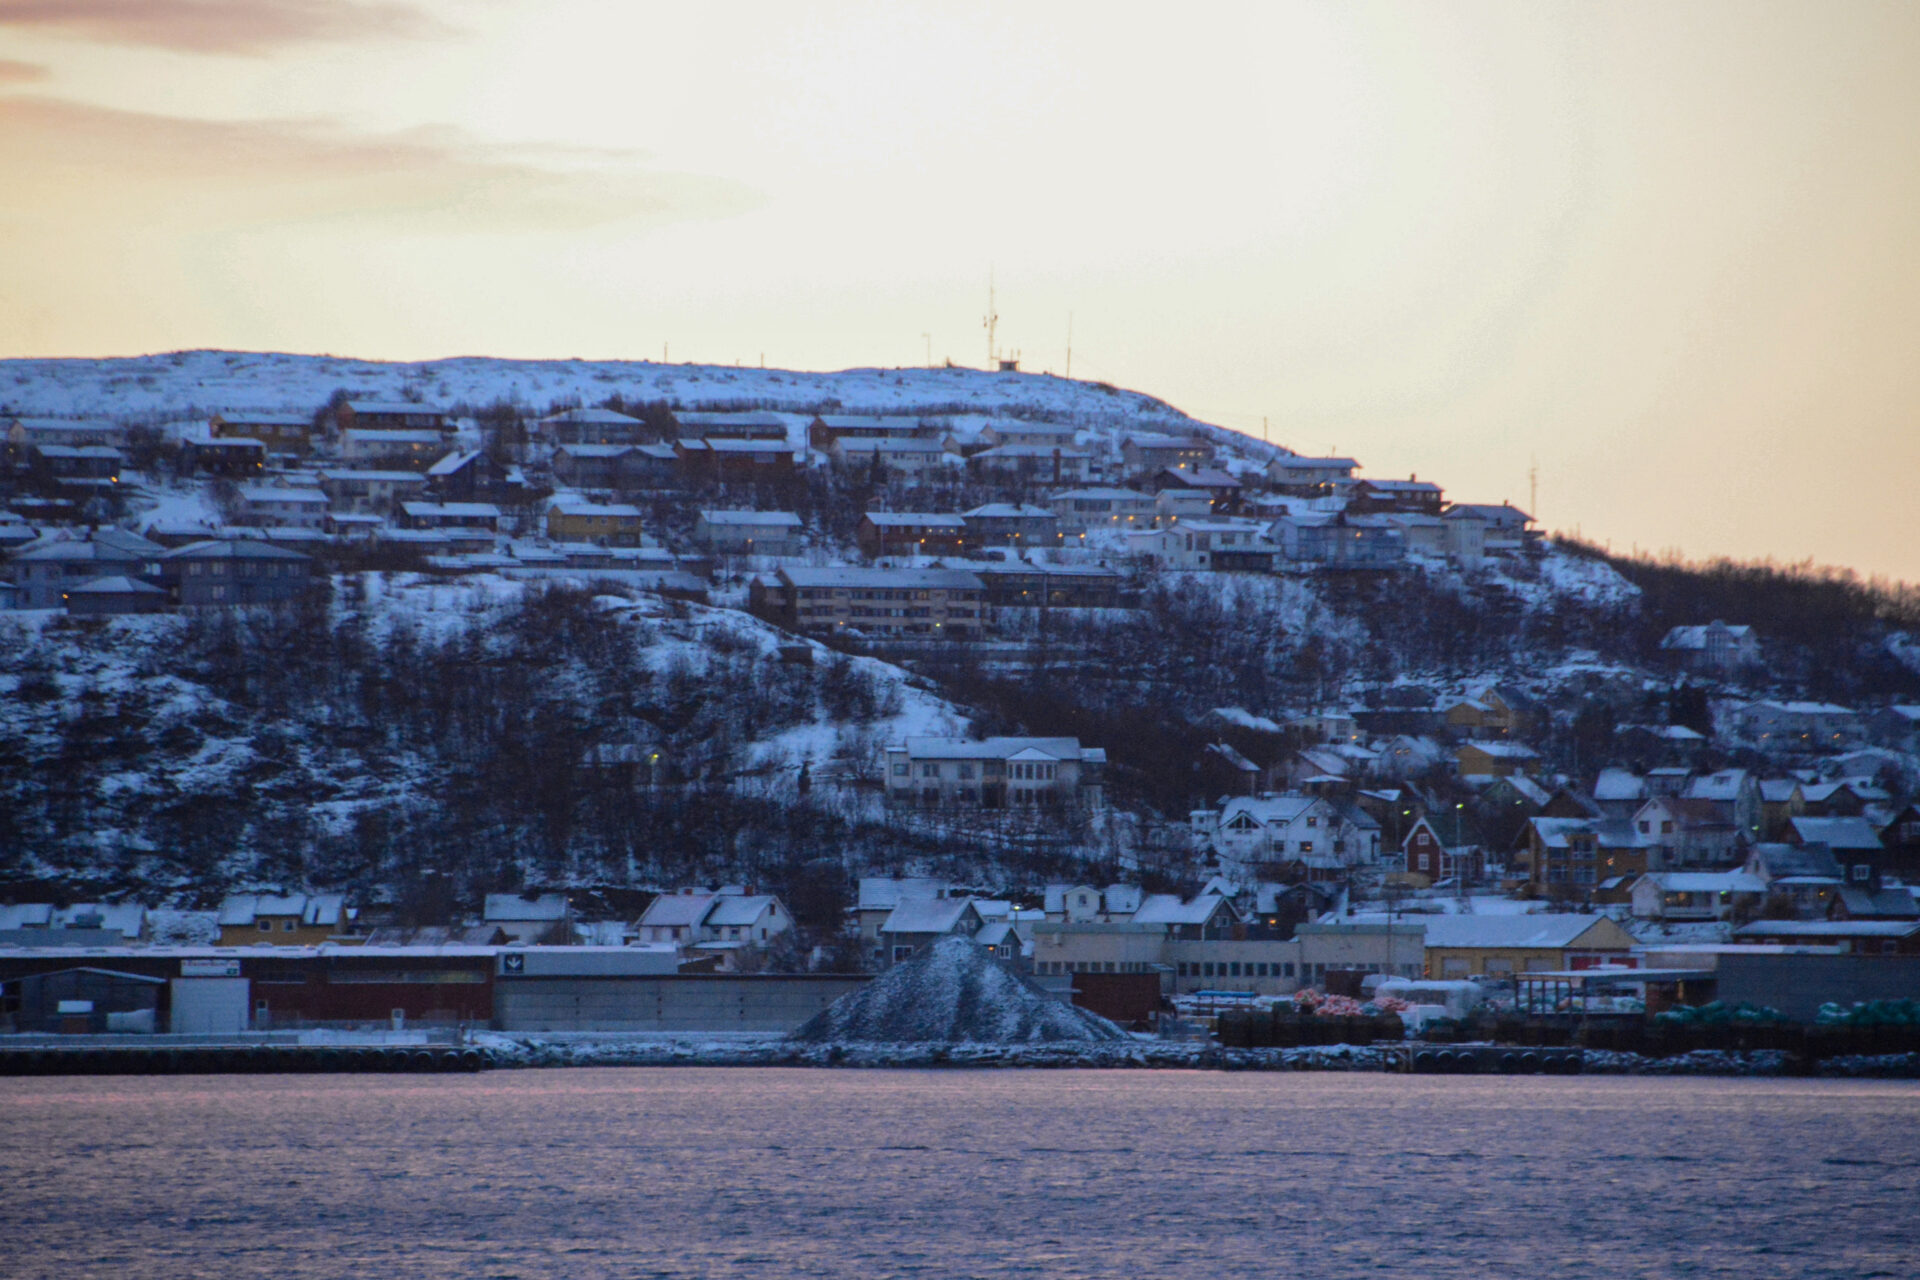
{"left": 5, "top": 1069, "right": 1918, "bottom": 1279}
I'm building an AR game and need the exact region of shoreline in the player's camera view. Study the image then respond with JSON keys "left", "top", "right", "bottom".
{"left": 473, "top": 1034, "right": 1920, "bottom": 1078}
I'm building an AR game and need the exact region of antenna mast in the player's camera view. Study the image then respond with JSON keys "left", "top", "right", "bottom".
{"left": 1529, "top": 456, "right": 1539, "bottom": 521}
{"left": 983, "top": 271, "right": 999, "bottom": 368}
{"left": 1065, "top": 312, "right": 1073, "bottom": 379}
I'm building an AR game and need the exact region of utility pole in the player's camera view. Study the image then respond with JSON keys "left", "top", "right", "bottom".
{"left": 1065, "top": 312, "right": 1073, "bottom": 379}
{"left": 1529, "top": 456, "right": 1539, "bottom": 520}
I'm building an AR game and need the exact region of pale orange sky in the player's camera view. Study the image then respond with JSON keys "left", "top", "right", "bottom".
{"left": 3, "top": 2, "right": 1918, "bottom": 581}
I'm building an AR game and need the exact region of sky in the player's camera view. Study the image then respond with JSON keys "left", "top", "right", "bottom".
{"left": 3, "top": 1, "right": 1918, "bottom": 581}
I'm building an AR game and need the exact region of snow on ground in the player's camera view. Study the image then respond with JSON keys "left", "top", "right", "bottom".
{"left": 0, "top": 350, "right": 1213, "bottom": 438}
{"left": 793, "top": 936, "right": 1129, "bottom": 1043}
{"left": 1528, "top": 544, "right": 1642, "bottom": 606}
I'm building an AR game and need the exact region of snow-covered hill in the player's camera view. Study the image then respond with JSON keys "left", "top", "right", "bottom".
{"left": 0, "top": 348, "right": 1239, "bottom": 445}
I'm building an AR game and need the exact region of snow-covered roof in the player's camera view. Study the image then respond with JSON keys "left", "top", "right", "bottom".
{"left": 1220, "top": 795, "right": 1321, "bottom": 826}
{"left": 706, "top": 895, "right": 780, "bottom": 927}
{"left": 699, "top": 509, "right": 802, "bottom": 528}
{"left": 67, "top": 575, "right": 165, "bottom": 596}
{"left": 1789, "top": 816, "right": 1885, "bottom": 851}
{"left": 862, "top": 511, "right": 966, "bottom": 528}
{"left": 402, "top": 502, "right": 501, "bottom": 518}
{"left": 896, "top": 736, "right": 1102, "bottom": 763}
{"left": 548, "top": 499, "right": 643, "bottom": 517}
{"left": 1685, "top": 770, "right": 1750, "bottom": 802}
{"left": 214, "top": 412, "right": 308, "bottom": 426}
{"left": 163, "top": 539, "right": 311, "bottom": 562}
{"left": 638, "top": 893, "right": 718, "bottom": 929}
{"left": 240, "top": 486, "right": 328, "bottom": 504}
{"left": 1734, "top": 920, "right": 1920, "bottom": 940}
{"left": 539, "top": 407, "right": 641, "bottom": 425}
{"left": 346, "top": 400, "right": 448, "bottom": 415}
{"left": 962, "top": 503, "right": 1055, "bottom": 518}
{"left": 1461, "top": 740, "right": 1539, "bottom": 759}
{"left": 973, "top": 444, "right": 1092, "bottom": 459}
{"left": 815, "top": 413, "right": 925, "bottom": 429}
{"left": 1422, "top": 914, "right": 1622, "bottom": 950}
{"left": 880, "top": 897, "right": 977, "bottom": 935}
{"left": 1637, "top": 871, "right": 1766, "bottom": 894}
{"left": 1131, "top": 893, "right": 1236, "bottom": 927}
{"left": 834, "top": 437, "right": 950, "bottom": 455}
{"left": 781, "top": 566, "right": 982, "bottom": 591}
{"left": 483, "top": 893, "right": 569, "bottom": 922}
{"left": 426, "top": 449, "right": 483, "bottom": 475}
{"left": 1103, "top": 885, "right": 1144, "bottom": 915}
{"left": 216, "top": 893, "right": 345, "bottom": 927}
{"left": 856, "top": 877, "right": 951, "bottom": 911}
{"left": 342, "top": 428, "right": 442, "bottom": 444}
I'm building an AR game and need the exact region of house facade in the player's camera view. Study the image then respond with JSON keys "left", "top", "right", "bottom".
{"left": 884, "top": 737, "right": 1105, "bottom": 811}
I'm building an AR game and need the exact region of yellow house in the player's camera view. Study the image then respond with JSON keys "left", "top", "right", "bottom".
{"left": 546, "top": 499, "right": 644, "bottom": 546}
{"left": 1443, "top": 687, "right": 1534, "bottom": 738}
{"left": 1456, "top": 740, "right": 1539, "bottom": 779}
{"left": 216, "top": 893, "right": 350, "bottom": 946}
{"left": 1422, "top": 914, "right": 1635, "bottom": 979}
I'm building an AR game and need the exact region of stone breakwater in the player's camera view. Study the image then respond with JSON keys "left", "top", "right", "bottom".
{"left": 473, "top": 1034, "right": 1920, "bottom": 1077}
{"left": 472, "top": 1034, "right": 1393, "bottom": 1071}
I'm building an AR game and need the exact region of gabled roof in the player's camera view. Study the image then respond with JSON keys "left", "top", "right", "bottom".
{"left": 1131, "top": 893, "right": 1238, "bottom": 927}
{"left": 706, "top": 895, "right": 780, "bottom": 927}
{"left": 539, "top": 407, "right": 641, "bottom": 425}
{"left": 1790, "top": 816, "right": 1885, "bottom": 851}
{"left": 781, "top": 566, "right": 982, "bottom": 590}
{"left": 1685, "top": 770, "right": 1752, "bottom": 802}
{"left": 1748, "top": 843, "right": 1843, "bottom": 882}
{"left": 700, "top": 509, "right": 802, "bottom": 528}
{"left": 1422, "top": 914, "right": 1626, "bottom": 950}
{"left": 1636, "top": 871, "right": 1766, "bottom": 894}
{"left": 163, "top": 538, "right": 311, "bottom": 562}
{"left": 637, "top": 893, "right": 717, "bottom": 929}
{"left": 1460, "top": 740, "right": 1539, "bottom": 759}
{"left": 68, "top": 575, "right": 165, "bottom": 596}
{"left": 856, "top": 877, "right": 951, "bottom": 911}
{"left": 880, "top": 897, "right": 979, "bottom": 935}
{"left": 346, "top": 400, "right": 449, "bottom": 415}
{"left": 1220, "top": 795, "right": 1322, "bottom": 826}
{"left": 216, "top": 893, "right": 345, "bottom": 926}
{"left": 861, "top": 511, "right": 966, "bottom": 529}
{"left": 484, "top": 893, "right": 569, "bottom": 922}
{"left": 897, "top": 736, "right": 1098, "bottom": 762}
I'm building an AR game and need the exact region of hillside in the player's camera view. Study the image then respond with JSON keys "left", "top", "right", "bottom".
{"left": 0, "top": 349, "right": 1225, "bottom": 448}
{"left": 4, "top": 350, "right": 1920, "bottom": 915}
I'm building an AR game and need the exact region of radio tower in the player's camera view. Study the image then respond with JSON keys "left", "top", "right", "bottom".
{"left": 983, "top": 272, "right": 999, "bottom": 368}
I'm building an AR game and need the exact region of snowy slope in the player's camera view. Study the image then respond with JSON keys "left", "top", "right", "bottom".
{"left": 0, "top": 349, "right": 1236, "bottom": 444}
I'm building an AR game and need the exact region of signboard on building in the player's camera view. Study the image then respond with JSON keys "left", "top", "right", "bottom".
{"left": 181, "top": 958, "right": 241, "bottom": 977}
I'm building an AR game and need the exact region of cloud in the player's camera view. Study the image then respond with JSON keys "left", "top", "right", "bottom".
{"left": 0, "top": 58, "right": 49, "bottom": 82}
{"left": 0, "top": 97, "right": 762, "bottom": 233}
{"left": 0, "top": 0, "right": 448, "bottom": 55}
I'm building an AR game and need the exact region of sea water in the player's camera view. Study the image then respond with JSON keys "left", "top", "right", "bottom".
{"left": 4, "top": 1069, "right": 1916, "bottom": 1279}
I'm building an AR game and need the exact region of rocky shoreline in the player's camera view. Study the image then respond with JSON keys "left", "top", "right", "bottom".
{"left": 473, "top": 1034, "right": 1920, "bottom": 1077}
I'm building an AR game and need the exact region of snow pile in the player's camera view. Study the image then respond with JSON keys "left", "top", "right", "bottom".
{"left": 792, "top": 937, "right": 1128, "bottom": 1044}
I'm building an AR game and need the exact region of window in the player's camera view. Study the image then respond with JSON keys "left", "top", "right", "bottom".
{"left": 281, "top": 919, "right": 297, "bottom": 932}
{"left": 892, "top": 763, "right": 908, "bottom": 777}
{"left": 257, "top": 920, "right": 272, "bottom": 932}
{"left": 920, "top": 763, "right": 939, "bottom": 777}
{"left": 1852, "top": 864, "right": 1871, "bottom": 882}
{"left": 1417, "top": 854, "right": 1430, "bottom": 871}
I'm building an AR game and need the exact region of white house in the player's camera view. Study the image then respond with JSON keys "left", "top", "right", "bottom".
{"left": 694, "top": 509, "right": 803, "bottom": 555}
